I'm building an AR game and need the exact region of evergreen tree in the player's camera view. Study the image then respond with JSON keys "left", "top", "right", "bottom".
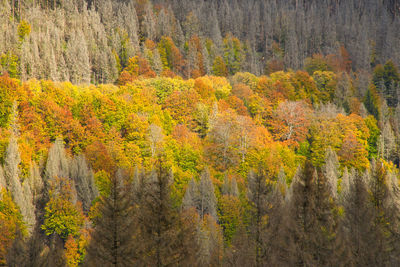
{"left": 6, "top": 226, "right": 28, "bottom": 267}
{"left": 182, "top": 167, "right": 217, "bottom": 219}
{"left": 343, "top": 170, "right": 376, "bottom": 266}
{"left": 44, "top": 138, "right": 70, "bottom": 188}
{"left": 322, "top": 147, "right": 339, "bottom": 199}
{"left": 137, "top": 161, "right": 195, "bottom": 266}
{"left": 262, "top": 167, "right": 289, "bottom": 266}
{"left": 84, "top": 169, "right": 137, "bottom": 266}
{"left": 367, "top": 160, "right": 400, "bottom": 265}
{"left": 43, "top": 234, "right": 66, "bottom": 267}
{"left": 281, "top": 161, "right": 339, "bottom": 266}
{"left": 70, "top": 154, "right": 98, "bottom": 213}
{"left": 246, "top": 168, "right": 271, "bottom": 266}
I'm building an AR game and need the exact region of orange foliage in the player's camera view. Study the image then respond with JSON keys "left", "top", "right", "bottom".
{"left": 194, "top": 77, "right": 215, "bottom": 100}
{"left": 226, "top": 95, "right": 248, "bottom": 116}
{"left": 164, "top": 89, "right": 201, "bottom": 126}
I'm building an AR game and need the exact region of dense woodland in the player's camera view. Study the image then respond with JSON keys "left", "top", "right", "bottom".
{"left": 1, "top": 0, "right": 400, "bottom": 266}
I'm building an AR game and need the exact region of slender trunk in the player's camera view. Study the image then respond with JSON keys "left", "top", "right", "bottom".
{"left": 113, "top": 177, "right": 118, "bottom": 266}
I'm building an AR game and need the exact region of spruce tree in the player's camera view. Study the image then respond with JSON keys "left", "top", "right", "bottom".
{"left": 246, "top": 168, "right": 271, "bottom": 266}
{"left": 0, "top": 165, "right": 5, "bottom": 190}
{"left": 343, "top": 170, "right": 376, "bottom": 266}
{"left": 44, "top": 235, "right": 66, "bottom": 267}
{"left": 262, "top": 167, "right": 288, "bottom": 266}
{"left": 44, "top": 138, "right": 70, "bottom": 188}
{"left": 281, "top": 162, "right": 319, "bottom": 266}
{"left": 367, "top": 160, "right": 400, "bottom": 265}
{"left": 6, "top": 226, "right": 28, "bottom": 267}
{"left": 137, "top": 161, "right": 195, "bottom": 266}
{"left": 84, "top": 169, "right": 137, "bottom": 267}
{"left": 182, "top": 167, "right": 218, "bottom": 219}
{"left": 70, "top": 154, "right": 98, "bottom": 213}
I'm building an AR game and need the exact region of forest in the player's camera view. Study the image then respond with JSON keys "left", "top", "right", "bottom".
{"left": 1, "top": 0, "right": 400, "bottom": 266}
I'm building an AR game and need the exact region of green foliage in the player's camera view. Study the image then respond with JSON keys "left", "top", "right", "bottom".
{"left": 304, "top": 54, "right": 332, "bottom": 74}
{"left": 364, "top": 85, "right": 380, "bottom": 119}
{"left": 17, "top": 20, "right": 31, "bottom": 41}
{"left": 0, "top": 75, "right": 17, "bottom": 128}
{"left": 0, "top": 53, "right": 20, "bottom": 79}
{"left": 364, "top": 115, "right": 380, "bottom": 158}
{"left": 312, "top": 71, "right": 337, "bottom": 102}
{"left": 213, "top": 56, "right": 228, "bottom": 77}
{"left": 223, "top": 35, "right": 244, "bottom": 75}
{"left": 146, "top": 77, "right": 194, "bottom": 104}
{"left": 218, "top": 195, "right": 242, "bottom": 245}
{"left": 94, "top": 170, "right": 111, "bottom": 197}
{"left": 372, "top": 60, "right": 400, "bottom": 107}
{"left": 41, "top": 178, "right": 84, "bottom": 239}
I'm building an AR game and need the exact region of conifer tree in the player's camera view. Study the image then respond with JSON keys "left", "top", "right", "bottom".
{"left": 367, "top": 160, "right": 400, "bottom": 265}
{"left": 343, "top": 170, "right": 376, "bottom": 266}
{"left": 70, "top": 154, "right": 98, "bottom": 213}
{"left": 6, "top": 226, "right": 28, "bottom": 267}
{"left": 182, "top": 167, "right": 217, "bottom": 219}
{"left": 84, "top": 169, "right": 136, "bottom": 266}
{"left": 137, "top": 161, "right": 195, "bottom": 266}
{"left": 222, "top": 174, "right": 239, "bottom": 197}
{"left": 262, "top": 168, "right": 288, "bottom": 266}
{"left": 44, "top": 138, "right": 70, "bottom": 188}
{"left": 246, "top": 168, "right": 271, "bottom": 266}
{"left": 44, "top": 235, "right": 66, "bottom": 267}
{"left": 285, "top": 161, "right": 351, "bottom": 266}
{"left": 322, "top": 147, "right": 340, "bottom": 199}
{"left": 4, "top": 104, "right": 36, "bottom": 232}
{"left": 27, "top": 162, "right": 43, "bottom": 203}
{"left": 0, "top": 165, "right": 5, "bottom": 190}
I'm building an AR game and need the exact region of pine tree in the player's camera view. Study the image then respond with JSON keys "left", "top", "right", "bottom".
{"left": 84, "top": 169, "right": 137, "bottom": 267}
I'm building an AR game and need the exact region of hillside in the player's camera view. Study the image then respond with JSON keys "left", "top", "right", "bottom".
{"left": 1, "top": 0, "right": 400, "bottom": 266}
